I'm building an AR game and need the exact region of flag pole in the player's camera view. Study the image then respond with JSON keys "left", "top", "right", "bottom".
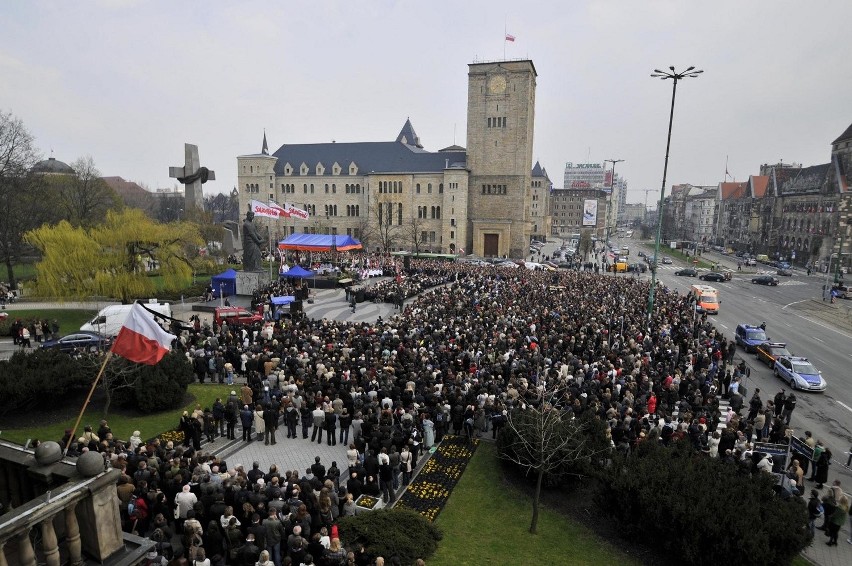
{"left": 504, "top": 23, "right": 507, "bottom": 60}
{"left": 64, "top": 350, "right": 114, "bottom": 455}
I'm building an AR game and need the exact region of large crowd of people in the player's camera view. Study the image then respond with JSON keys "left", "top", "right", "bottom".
{"left": 61, "top": 256, "right": 851, "bottom": 564}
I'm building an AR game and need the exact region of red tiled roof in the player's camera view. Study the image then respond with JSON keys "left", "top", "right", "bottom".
{"left": 102, "top": 176, "right": 150, "bottom": 199}
{"left": 750, "top": 176, "right": 769, "bottom": 198}
{"left": 719, "top": 182, "right": 746, "bottom": 200}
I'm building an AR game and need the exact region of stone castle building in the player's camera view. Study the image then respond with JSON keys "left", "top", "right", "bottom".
{"left": 237, "top": 60, "right": 551, "bottom": 258}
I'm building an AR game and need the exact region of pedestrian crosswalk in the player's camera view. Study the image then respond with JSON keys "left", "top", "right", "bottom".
{"left": 669, "top": 397, "right": 731, "bottom": 436}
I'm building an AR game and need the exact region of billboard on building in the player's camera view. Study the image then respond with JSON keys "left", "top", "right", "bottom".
{"left": 582, "top": 199, "right": 598, "bottom": 226}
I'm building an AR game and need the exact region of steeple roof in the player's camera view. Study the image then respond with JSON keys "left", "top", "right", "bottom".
{"left": 262, "top": 130, "right": 269, "bottom": 155}
{"left": 395, "top": 118, "right": 422, "bottom": 148}
{"left": 832, "top": 121, "right": 852, "bottom": 145}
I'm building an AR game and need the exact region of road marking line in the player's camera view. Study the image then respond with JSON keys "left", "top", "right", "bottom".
{"left": 837, "top": 400, "right": 852, "bottom": 414}
{"left": 783, "top": 299, "right": 813, "bottom": 310}
{"left": 789, "top": 313, "right": 852, "bottom": 340}
{"left": 813, "top": 337, "right": 824, "bottom": 343}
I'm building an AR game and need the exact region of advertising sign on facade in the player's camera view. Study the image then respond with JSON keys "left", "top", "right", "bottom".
{"left": 582, "top": 199, "right": 598, "bottom": 226}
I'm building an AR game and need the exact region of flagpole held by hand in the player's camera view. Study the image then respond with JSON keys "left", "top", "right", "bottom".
{"left": 64, "top": 350, "right": 114, "bottom": 456}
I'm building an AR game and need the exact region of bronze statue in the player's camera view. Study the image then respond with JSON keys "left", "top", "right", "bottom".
{"left": 242, "top": 210, "right": 265, "bottom": 271}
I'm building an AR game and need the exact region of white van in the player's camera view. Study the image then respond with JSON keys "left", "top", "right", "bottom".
{"left": 80, "top": 301, "right": 172, "bottom": 337}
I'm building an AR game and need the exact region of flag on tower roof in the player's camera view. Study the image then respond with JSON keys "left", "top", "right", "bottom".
{"left": 505, "top": 34, "right": 515, "bottom": 42}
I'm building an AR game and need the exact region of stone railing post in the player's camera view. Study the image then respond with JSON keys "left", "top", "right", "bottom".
{"left": 40, "top": 516, "right": 60, "bottom": 566}
{"left": 64, "top": 502, "right": 83, "bottom": 566}
{"left": 16, "top": 529, "right": 35, "bottom": 566}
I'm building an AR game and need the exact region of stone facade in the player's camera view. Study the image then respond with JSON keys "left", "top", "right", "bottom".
{"left": 466, "top": 60, "right": 537, "bottom": 258}
{"left": 236, "top": 60, "right": 548, "bottom": 259}
{"left": 549, "top": 187, "right": 609, "bottom": 238}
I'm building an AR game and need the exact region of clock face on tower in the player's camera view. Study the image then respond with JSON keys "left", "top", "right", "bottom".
{"left": 488, "top": 74, "right": 507, "bottom": 94}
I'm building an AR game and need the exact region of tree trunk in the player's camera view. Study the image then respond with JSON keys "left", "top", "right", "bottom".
{"left": 530, "top": 467, "right": 543, "bottom": 534}
{"left": 5, "top": 256, "right": 16, "bottom": 290}
{"left": 101, "top": 380, "right": 112, "bottom": 417}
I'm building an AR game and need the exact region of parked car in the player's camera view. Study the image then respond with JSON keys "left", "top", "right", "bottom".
{"left": 628, "top": 263, "right": 647, "bottom": 273}
{"left": 675, "top": 267, "right": 698, "bottom": 276}
{"left": 662, "top": 256, "right": 673, "bottom": 264}
{"left": 831, "top": 284, "right": 849, "bottom": 299}
{"left": 745, "top": 258, "right": 757, "bottom": 266}
{"left": 754, "top": 342, "right": 792, "bottom": 368}
{"left": 777, "top": 267, "right": 793, "bottom": 276}
{"left": 700, "top": 272, "right": 729, "bottom": 282}
{"left": 735, "top": 323, "right": 769, "bottom": 352}
{"left": 42, "top": 331, "right": 112, "bottom": 353}
{"left": 214, "top": 306, "right": 263, "bottom": 327}
{"left": 774, "top": 356, "right": 826, "bottom": 392}
{"left": 751, "top": 275, "right": 779, "bottom": 286}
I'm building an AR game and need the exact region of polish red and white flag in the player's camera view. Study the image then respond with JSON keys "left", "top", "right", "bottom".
{"left": 111, "top": 303, "right": 176, "bottom": 365}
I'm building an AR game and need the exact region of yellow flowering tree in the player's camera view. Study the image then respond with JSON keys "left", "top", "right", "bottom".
{"left": 26, "top": 208, "right": 202, "bottom": 302}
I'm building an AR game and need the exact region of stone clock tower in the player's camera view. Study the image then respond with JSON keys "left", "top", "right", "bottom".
{"left": 466, "top": 60, "right": 537, "bottom": 258}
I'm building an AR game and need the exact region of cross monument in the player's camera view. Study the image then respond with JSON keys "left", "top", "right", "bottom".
{"left": 169, "top": 143, "right": 215, "bottom": 212}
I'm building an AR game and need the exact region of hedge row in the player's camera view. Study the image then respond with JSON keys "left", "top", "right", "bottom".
{"left": 0, "top": 349, "right": 193, "bottom": 417}
{"left": 595, "top": 440, "right": 810, "bottom": 565}
{"left": 337, "top": 508, "right": 442, "bottom": 564}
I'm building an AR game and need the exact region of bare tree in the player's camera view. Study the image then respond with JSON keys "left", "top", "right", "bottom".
{"left": 204, "top": 192, "right": 239, "bottom": 224}
{"left": 78, "top": 355, "right": 141, "bottom": 417}
{"left": 498, "top": 384, "right": 607, "bottom": 534}
{"left": 154, "top": 193, "right": 185, "bottom": 223}
{"left": 60, "top": 156, "right": 121, "bottom": 227}
{"left": 0, "top": 111, "right": 44, "bottom": 287}
{"left": 367, "top": 198, "right": 399, "bottom": 253}
{"left": 404, "top": 212, "right": 428, "bottom": 255}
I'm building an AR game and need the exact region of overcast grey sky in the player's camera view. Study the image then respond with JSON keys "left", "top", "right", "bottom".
{"left": 2, "top": 1, "right": 851, "bottom": 205}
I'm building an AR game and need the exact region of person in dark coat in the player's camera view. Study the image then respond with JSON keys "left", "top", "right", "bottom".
{"left": 324, "top": 408, "right": 337, "bottom": 446}
{"left": 814, "top": 448, "right": 832, "bottom": 489}
{"left": 263, "top": 405, "right": 278, "bottom": 445}
{"left": 240, "top": 405, "right": 254, "bottom": 442}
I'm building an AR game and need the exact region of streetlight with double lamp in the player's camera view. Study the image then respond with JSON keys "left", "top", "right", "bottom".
{"left": 646, "top": 66, "right": 703, "bottom": 321}
{"left": 604, "top": 158, "right": 624, "bottom": 250}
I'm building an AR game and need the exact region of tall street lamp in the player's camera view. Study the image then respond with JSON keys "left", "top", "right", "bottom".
{"left": 647, "top": 66, "right": 703, "bottom": 321}
{"left": 604, "top": 159, "right": 624, "bottom": 246}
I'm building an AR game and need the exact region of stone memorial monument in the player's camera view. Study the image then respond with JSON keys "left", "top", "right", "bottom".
{"left": 169, "top": 143, "right": 215, "bottom": 211}
{"left": 236, "top": 208, "right": 271, "bottom": 294}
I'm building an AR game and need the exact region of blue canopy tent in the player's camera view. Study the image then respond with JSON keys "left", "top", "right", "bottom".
{"left": 211, "top": 268, "right": 237, "bottom": 298}
{"left": 281, "top": 265, "right": 315, "bottom": 278}
{"left": 271, "top": 295, "right": 296, "bottom": 320}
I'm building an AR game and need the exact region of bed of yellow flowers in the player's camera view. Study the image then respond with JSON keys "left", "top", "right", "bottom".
{"left": 395, "top": 435, "right": 479, "bottom": 522}
{"left": 355, "top": 494, "right": 379, "bottom": 510}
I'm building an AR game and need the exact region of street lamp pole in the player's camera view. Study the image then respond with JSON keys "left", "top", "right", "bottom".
{"left": 604, "top": 159, "right": 624, "bottom": 247}
{"left": 647, "top": 66, "right": 703, "bottom": 321}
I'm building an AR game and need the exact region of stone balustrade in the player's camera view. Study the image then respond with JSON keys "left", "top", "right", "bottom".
{"left": 0, "top": 441, "right": 153, "bottom": 565}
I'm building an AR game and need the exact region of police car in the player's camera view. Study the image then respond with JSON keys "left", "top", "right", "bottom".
{"left": 773, "top": 356, "right": 827, "bottom": 392}
{"left": 735, "top": 323, "right": 769, "bottom": 353}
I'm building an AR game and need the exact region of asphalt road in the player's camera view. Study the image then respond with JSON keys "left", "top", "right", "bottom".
{"left": 616, "top": 237, "right": 852, "bottom": 484}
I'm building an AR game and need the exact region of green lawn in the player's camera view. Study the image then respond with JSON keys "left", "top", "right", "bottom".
{"left": 429, "top": 442, "right": 640, "bottom": 566}
{"left": 0, "top": 383, "right": 232, "bottom": 446}
{"left": 0, "top": 309, "right": 96, "bottom": 337}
